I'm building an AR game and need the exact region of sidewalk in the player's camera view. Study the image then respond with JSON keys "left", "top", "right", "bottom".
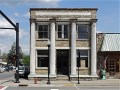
{"left": 0, "top": 78, "right": 120, "bottom": 87}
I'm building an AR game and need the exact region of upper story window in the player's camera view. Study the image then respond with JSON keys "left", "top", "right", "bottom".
{"left": 77, "top": 25, "right": 89, "bottom": 39}
{"left": 38, "top": 25, "right": 49, "bottom": 39}
{"left": 58, "top": 25, "right": 69, "bottom": 39}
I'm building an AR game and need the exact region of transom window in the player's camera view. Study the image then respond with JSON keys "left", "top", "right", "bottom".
{"left": 77, "top": 25, "right": 89, "bottom": 39}
{"left": 58, "top": 25, "right": 69, "bottom": 39}
{"left": 38, "top": 25, "right": 49, "bottom": 39}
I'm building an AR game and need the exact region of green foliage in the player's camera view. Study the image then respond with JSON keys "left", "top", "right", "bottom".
{"left": 1, "top": 52, "right": 8, "bottom": 62}
{"left": 22, "top": 55, "right": 30, "bottom": 66}
{"left": 7, "top": 42, "right": 23, "bottom": 65}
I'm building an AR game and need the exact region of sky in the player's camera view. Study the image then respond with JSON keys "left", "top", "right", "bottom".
{"left": 0, "top": 0, "right": 119, "bottom": 55}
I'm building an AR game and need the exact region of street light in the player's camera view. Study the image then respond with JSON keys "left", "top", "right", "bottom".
{"left": 77, "top": 50, "right": 80, "bottom": 84}
{"left": 47, "top": 40, "right": 51, "bottom": 84}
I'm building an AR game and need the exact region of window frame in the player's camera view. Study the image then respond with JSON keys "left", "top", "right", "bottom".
{"left": 37, "top": 23, "right": 49, "bottom": 39}
{"left": 36, "top": 50, "right": 48, "bottom": 69}
{"left": 57, "top": 24, "right": 69, "bottom": 39}
{"left": 77, "top": 24, "right": 89, "bottom": 40}
{"left": 76, "top": 49, "right": 89, "bottom": 68}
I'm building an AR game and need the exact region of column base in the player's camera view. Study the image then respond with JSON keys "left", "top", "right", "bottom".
{"left": 91, "top": 73, "right": 98, "bottom": 77}
{"left": 70, "top": 74, "right": 77, "bottom": 77}
{"left": 28, "top": 73, "right": 36, "bottom": 78}
{"left": 50, "top": 74, "right": 56, "bottom": 77}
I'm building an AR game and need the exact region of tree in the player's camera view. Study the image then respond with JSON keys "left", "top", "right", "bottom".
{"left": 22, "top": 54, "right": 30, "bottom": 66}
{"left": 7, "top": 42, "right": 23, "bottom": 65}
{"left": 1, "top": 52, "right": 8, "bottom": 62}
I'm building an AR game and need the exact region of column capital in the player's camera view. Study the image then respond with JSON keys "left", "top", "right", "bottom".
{"left": 30, "top": 19, "right": 36, "bottom": 23}
{"left": 70, "top": 19, "right": 77, "bottom": 22}
{"left": 49, "top": 18, "right": 56, "bottom": 22}
{"left": 90, "top": 19, "right": 98, "bottom": 24}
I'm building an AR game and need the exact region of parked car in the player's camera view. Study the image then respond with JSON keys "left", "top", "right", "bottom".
{"left": 15, "top": 66, "right": 30, "bottom": 78}
{"left": 0, "top": 67, "right": 5, "bottom": 72}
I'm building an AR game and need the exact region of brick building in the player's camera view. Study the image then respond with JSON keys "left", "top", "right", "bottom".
{"left": 29, "top": 8, "right": 98, "bottom": 80}
{"left": 97, "top": 33, "right": 120, "bottom": 79}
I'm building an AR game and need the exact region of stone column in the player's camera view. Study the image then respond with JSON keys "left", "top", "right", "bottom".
{"left": 70, "top": 20, "right": 77, "bottom": 76}
{"left": 29, "top": 20, "right": 36, "bottom": 77}
{"left": 50, "top": 19, "right": 56, "bottom": 76}
{"left": 91, "top": 19, "right": 97, "bottom": 76}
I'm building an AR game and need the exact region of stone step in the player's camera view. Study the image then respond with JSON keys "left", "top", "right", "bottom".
{"left": 56, "top": 75, "right": 69, "bottom": 80}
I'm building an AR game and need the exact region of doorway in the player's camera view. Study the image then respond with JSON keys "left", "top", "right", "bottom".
{"left": 57, "top": 50, "right": 69, "bottom": 75}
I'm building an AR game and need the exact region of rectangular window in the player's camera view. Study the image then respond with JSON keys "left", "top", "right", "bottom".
{"left": 58, "top": 25, "right": 69, "bottom": 39}
{"left": 37, "top": 50, "right": 48, "bottom": 67}
{"left": 77, "top": 50, "right": 89, "bottom": 68}
{"left": 38, "top": 25, "right": 49, "bottom": 39}
{"left": 77, "top": 25, "right": 89, "bottom": 39}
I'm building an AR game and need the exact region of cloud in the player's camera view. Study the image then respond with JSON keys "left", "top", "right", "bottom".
{"left": 14, "top": 12, "right": 20, "bottom": 17}
{"left": 0, "top": 0, "right": 60, "bottom": 7}
{"left": 0, "top": 18, "right": 15, "bottom": 38}
{"left": 0, "top": 18, "right": 30, "bottom": 54}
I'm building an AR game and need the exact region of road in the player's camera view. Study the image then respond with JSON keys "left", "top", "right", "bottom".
{"left": 5, "top": 86, "right": 120, "bottom": 90}
{"left": 0, "top": 71, "right": 14, "bottom": 80}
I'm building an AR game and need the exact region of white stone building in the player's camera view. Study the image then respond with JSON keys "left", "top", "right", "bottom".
{"left": 29, "top": 8, "right": 98, "bottom": 80}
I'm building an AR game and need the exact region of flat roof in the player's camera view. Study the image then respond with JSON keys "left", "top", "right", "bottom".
{"left": 30, "top": 8, "right": 98, "bottom": 11}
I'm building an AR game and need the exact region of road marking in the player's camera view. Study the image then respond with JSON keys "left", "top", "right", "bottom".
{"left": 0, "top": 86, "right": 8, "bottom": 90}
{"left": 51, "top": 89, "right": 59, "bottom": 90}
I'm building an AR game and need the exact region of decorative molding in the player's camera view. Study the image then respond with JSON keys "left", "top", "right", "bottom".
{"left": 36, "top": 11, "right": 91, "bottom": 16}
{"left": 30, "top": 19, "right": 36, "bottom": 23}
{"left": 35, "top": 47, "right": 90, "bottom": 49}
{"left": 90, "top": 19, "right": 98, "bottom": 24}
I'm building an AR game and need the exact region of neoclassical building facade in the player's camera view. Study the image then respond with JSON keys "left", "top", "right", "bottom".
{"left": 29, "top": 8, "right": 98, "bottom": 80}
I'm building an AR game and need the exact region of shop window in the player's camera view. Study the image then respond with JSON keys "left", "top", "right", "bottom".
{"left": 77, "top": 50, "right": 89, "bottom": 68}
{"left": 37, "top": 50, "right": 48, "bottom": 67}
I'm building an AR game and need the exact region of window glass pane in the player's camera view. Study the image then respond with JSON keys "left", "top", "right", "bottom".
{"left": 39, "top": 25, "right": 43, "bottom": 31}
{"left": 78, "top": 25, "right": 88, "bottom": 33}
{"left": 58, "top": 25, "right": 62, "bottom": 32}
{"left": 38, "top": 25, "right": 48, "bottom": 38}
{"left": 80, "top": 50, "right": 88, "bottom": 57}
{"left": 37, "top": 50, "right": 48, "bottom": 67}
{"left": 78, "top": 25, "right": 88, "bottom": 39}
{"left": 43, "top": 32, "right": 48, "bottom": 38}
{"left": 37, "top": 50, "right": 48, "bottom": 55}
{"left": 58, "top": 32, "right": 62, "bottom": 38}
{"left": 44, "top": 25, "right": 48, "bottom": 31}
{"left": 38, "top": 32, "right": 43, "bottom": 38}
{"left": 64, "top": 25, "right": 68, "bottom": 38}
{"left": 64, "top": 31, "right": 68, "bottom": 38}
{"left": 79, "top": 33, "right": 89, "bottom": 39}
{"left": 77, "top": 50, "right": 88, "bottom": 68}
{"left": 37, "top": 57, "right": 48, "bottom": 67}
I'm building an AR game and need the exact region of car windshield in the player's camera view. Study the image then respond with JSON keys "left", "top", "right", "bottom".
{"left": 19, "top": 66, "right": 24, "bottom": 70}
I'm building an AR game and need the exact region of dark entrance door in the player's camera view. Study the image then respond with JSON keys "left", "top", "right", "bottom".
{"left": 57, "top": 50, "right": 69, "bottom": 75}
